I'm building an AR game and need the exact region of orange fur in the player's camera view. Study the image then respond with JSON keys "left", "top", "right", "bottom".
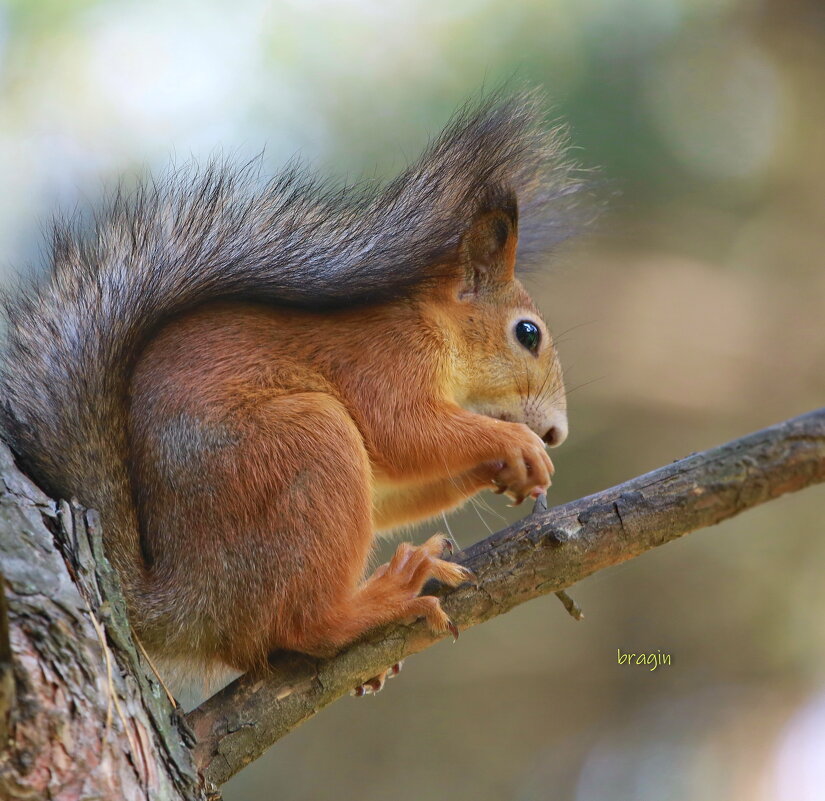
{"left": 126, "top": 209, "right": 567, "bottom": 674}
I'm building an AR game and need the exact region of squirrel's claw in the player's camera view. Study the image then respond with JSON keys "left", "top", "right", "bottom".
{"left": 458, "top": 566, "right": 478, "bottom": 587}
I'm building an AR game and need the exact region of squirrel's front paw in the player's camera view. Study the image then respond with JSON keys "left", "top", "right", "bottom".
{"left": 492, "top": 423, "right": 554, "bottom": 505}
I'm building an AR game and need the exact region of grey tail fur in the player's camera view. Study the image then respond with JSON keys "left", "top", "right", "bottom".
{"left": 0, "top": 88, "right": 590, "bottom": 593}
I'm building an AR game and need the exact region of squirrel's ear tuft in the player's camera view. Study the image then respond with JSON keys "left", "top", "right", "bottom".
{"left": 458, "top": 194, "right": 518, "bottom": 294}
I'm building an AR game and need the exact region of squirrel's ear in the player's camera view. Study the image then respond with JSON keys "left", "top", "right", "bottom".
{"left": 457, "top": 197, "right": 518, "bottom": 295}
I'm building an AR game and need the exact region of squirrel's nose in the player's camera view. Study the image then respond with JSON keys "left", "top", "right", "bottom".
{"left": 541, "top": 412, "right": 568, "bottom": 448}
{"left": 542, "top": 426, "right": 565, "bottom": 447}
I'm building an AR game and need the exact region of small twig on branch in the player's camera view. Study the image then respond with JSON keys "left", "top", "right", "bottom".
{"left": 554, "top": 589, "right": 584, "bottom": 620}
{"left": 533, "top": 493, "right": 586, "bottom": 620}
{"left": 187, "top": 408, "right": 825, "bottom": 788}
{"left": 533, "top": 493, "right": 584, "bottom": 620}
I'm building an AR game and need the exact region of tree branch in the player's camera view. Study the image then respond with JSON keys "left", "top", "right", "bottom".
{"left": 187, "top": 408, "right": 825, "bottom": 788}
{"left": 2, "top": 409, "right": 824, "bottom": 796}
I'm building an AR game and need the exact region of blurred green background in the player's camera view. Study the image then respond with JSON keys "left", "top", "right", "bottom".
{"left": 1, "top": 0, "right": 824, "bottom": 799}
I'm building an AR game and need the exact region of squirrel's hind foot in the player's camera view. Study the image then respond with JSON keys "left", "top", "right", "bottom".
{"left": 352, "top": 661, "right": 404, "bottom": 696}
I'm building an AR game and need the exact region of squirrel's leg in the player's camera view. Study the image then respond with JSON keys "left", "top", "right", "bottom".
{"left": 370, "top": 404, "right": 555, "bottom": 505}
{"left": 350, "top": 532, "right": 477, "bottom": 695}
{"left": 294, "top": 532, "right": 474, "bottom": 659}
{"left": 207, "top": 392, "right": 472, "bottom": 671}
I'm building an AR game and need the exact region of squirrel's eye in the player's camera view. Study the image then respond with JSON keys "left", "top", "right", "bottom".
{"left": 515, "top": 320, "right": 541, "bottom": 353}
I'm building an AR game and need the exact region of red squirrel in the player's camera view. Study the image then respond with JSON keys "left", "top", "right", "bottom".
{"left": 0, "top": 91, "right": 585, "bottom": 689}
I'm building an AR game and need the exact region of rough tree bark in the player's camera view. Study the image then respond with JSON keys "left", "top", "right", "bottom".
{"left": 0, "top": 445, "right": 204, "bottom": 801}
{"left": 1, "top": 409, "right": 824, "bottom": 799}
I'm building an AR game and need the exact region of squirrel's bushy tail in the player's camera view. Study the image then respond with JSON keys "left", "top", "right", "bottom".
{"left": 0, "top": 90, "right": 589, "bottom": 597}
